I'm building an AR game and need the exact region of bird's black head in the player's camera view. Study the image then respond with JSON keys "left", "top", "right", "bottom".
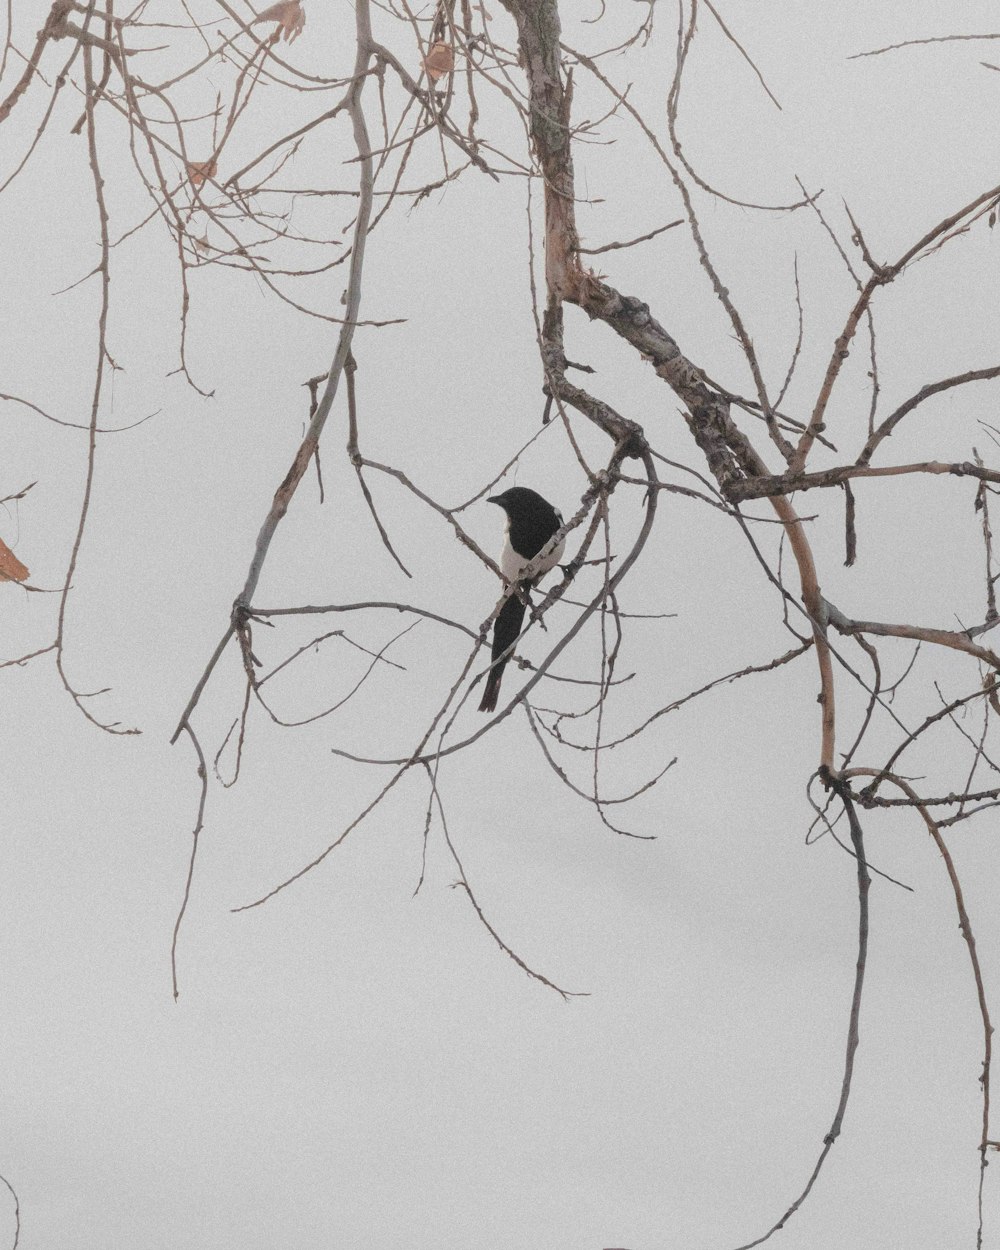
{"left": 487, "top": 486, "right": 555, "bottom": 519}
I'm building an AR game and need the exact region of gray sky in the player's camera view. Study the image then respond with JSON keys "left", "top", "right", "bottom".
{"left": 2, "top": 2, "right": 1000, "bottom": 1247}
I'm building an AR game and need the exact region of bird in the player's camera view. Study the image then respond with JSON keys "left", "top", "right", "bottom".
{"left": 479, "top": 486, "right": 565, "bottom": 713}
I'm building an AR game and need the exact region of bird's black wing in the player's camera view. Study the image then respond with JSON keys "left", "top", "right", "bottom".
{"left": 507, "top": 498, "right": 562, "bottom": 560}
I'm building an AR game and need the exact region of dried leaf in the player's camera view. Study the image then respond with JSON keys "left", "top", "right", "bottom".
{"left": 0, "top": 537, "right": 28, "bottom": 583}
{"left": 254, "top": 0, "right": 306, "bottom": 42}
{"left": 194, "top": 234, "right": 212, "bottom": 254}
{"left": 187, "top": 159, "right": 218, "bottom": 187}
{"left": 423, "top": 41, "right": 454, "bottom": 82}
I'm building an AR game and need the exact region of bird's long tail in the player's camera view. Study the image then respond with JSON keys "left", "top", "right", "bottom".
{"left": 478, "top": 592, "right": 527, "bottom": 713}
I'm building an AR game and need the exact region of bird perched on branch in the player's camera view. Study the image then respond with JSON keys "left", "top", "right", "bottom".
{"left": 479, "top": 486, "right": 565, "bottom": 713}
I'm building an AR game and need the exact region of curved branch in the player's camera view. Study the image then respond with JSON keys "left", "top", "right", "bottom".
{"left": 730, "top": 457, "right": 1000, "bottom": 501}
{"left": 858, "top": 366, "right": 1000, "bottom": 466}
{"left": 171, "top": 723, "right": 208, "bottom": 1001}
{"left": 172, "top": 0, "right": 379, "bottom": 739}
{"left": 733, "top": 771, "right": 870, "bottom": 1248}
{"left": 825, "top": 602, "right": 1000, "bottom": 670}
{"left": 236, "top": 6, "right": 376, "bottom": 610}
{"left": 845, "top": 768, "right": 994, "bottom": 1244}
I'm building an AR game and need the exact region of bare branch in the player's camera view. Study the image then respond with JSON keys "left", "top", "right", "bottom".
{"left": 733, "top": 770, "right": 870, "bottom": 1249}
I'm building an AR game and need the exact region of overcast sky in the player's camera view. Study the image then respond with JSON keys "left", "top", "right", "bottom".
{"left": 2, "top": 2, "right": 1000, "bottom": 1248}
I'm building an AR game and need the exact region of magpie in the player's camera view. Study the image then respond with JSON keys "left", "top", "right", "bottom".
{"left": 479, "top": 486, "right": 565, "bottom": 713}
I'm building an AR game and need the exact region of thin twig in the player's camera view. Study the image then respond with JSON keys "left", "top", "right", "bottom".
{"left": 733, "top": 770, "right": 869, "bottom": 1248}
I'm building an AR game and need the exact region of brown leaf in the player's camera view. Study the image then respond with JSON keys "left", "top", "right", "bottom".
{"left": 423, "top": 41, "right": 454, "bottom": 82}
{"left": 187, "top": 159, "right": 218, "bottom": 187}
{"left": 254, "top": 0, "right": 306, "bottom": 42}
{"left": 0, "top": 537, "right": 28, "bottom": 583}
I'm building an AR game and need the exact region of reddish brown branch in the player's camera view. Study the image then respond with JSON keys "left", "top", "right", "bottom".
{"left": 502, "top": 0, "right": 837, "bottom": 766}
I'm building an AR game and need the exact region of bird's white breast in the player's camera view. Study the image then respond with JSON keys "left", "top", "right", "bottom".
{"left": 500, "top": 517, "right": 565, "bottom": 582}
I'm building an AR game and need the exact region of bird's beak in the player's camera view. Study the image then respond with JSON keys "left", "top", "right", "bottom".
{"left": 486, "top": 495, "right": 502, "bottom": 506}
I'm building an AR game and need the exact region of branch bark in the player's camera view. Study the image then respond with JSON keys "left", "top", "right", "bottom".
{"left": 499, "top": 0, "right": 837, "bottom": 766}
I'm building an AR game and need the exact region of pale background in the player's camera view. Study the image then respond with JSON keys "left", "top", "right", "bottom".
{"left": 1, "top": 2, "right": 999, "bottom": 1247}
